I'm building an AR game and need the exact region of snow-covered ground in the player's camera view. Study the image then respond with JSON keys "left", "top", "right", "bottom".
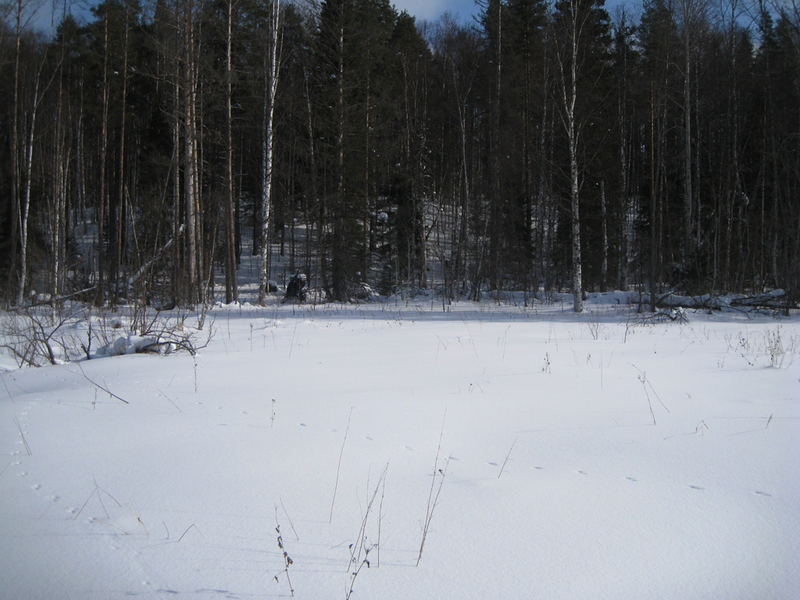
{"left": 2, "top": 297, "right": 798, "bottom": 599}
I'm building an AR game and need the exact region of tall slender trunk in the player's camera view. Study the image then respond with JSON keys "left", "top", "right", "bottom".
{"left": 9, "top": 0, "right": 22, "bottom": 297}
{"left": 171, "top": 75, "right": 182, "bottom": 306}
{"left": 184, "top": 79, "right": 198, "bottom": 303}
{"left": 115, "top": 2, "right": 131, "bottom": 303}
{"left": 490, "top": 0, "right": 502, "bottom": 291}
{"left": 419, "top": 56, "right": 429, "bottom": 289}
{"left": 52, "top": 34, "right": 68, "bottom": 309}
{"left": 302, "top": 63, "right": 321, "bottom": 295}
{"left": 455, "top": 86, "right": 470, "bottom": 299}
{"left": 76, "top": 77, "right": 86, "bottom": 235}
{"left": 619, "top": 54, "right": 630, "bottom": 290}
{"left": 554, "top": 0, "right": 584, "bottom": 311}
{"left": 521, "top": 22, "right": 533, "bottom": 297}
{"left": 18, "top": 63, "right": 44, "bottom": 306}
{"left": 650, "top": 83, "right": 658, "bottom": 312}
{"left": 600, "top": 179, "right": 608, "bottom": 292}
{"left": 728, "top": 0, "right": 744, "bottom": 290}
{"left": 183, "top": 0, "right": 199, "bottom": 303}
{"left": 259, "top": 0, "right": 280, "bottom": 302}
{"left": 224, "top": 0, "right": 238, "bottom": 303}
{"left": 538, "top": 26, "right": 551, "bottom": 290}
{"left": 682, "top": 24, "right": 693, "bottom": 262}
{"left": 566, "top": 0, "right": 583, "bottom": 312}
{"left": 96, "top": 9, "right": 110, "bottom": 306}
{"left": 363, "top": 59, "right": 371, "bottom": 284}
{"left": 332, "top": 5, "right": 346, "bottom": 301}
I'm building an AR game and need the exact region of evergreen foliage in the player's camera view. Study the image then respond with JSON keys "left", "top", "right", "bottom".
{"left": 0, "top": 0, "right": 797, "bottom": 306}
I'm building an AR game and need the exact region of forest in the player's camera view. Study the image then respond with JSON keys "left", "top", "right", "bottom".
{"left": 1, "top": 0, "right": 798, "bottom": 310}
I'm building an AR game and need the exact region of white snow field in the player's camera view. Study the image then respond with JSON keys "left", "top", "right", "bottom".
{"left": 1, "top": 297, "right": 799, "bottom": 600}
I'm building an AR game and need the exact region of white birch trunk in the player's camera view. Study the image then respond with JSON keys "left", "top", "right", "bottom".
{"left": 259, "top": 0, "right": 280, "bottom": 302}
{"left": 556, "top": 0, "right": 583, "bottom": 313}
{"left": 17, "top": 61, "right": 44, "bottom": 306}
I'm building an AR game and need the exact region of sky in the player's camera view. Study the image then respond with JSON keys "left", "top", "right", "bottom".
{"left": 392, "top": 0, "right": 635, "bottom": 24}
{"left": 392, "top": 0, "right": 482, "bottom": 23}
{"left": 17, "top": 0, "right": 479, "bottom": 34}
{"left": 18, "top": 0, "right": 637, "bottom": 35}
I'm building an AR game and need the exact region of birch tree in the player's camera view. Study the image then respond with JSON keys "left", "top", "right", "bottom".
{"left": 224, "top": 0, "right": 238, "bottom": 303}
{"left": 259, "top": 0, "right": 280, "bottom": 302}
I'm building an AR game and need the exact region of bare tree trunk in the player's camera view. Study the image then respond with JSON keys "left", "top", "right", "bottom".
{"left": 600, "top": 179, "right": 608, "bottom": 292}
{"left": 52, "top": 16, "right": 69, "bottom": 310}
{"left": 183, "top": 0, "right": 200, "bottom": 304}
{"left": 224, "top": 0, "right": 238, "bottom": 304}
{"left": 259, "top": 0, "right": 280, "bottom": 302}
{"left": 17, "top": 26, "right": 60, "bottom": 306}
{"left": 115, "top": 2, "right": 131, "bottom": 303}
{"left": 168, "top": 70, "right": 182, "bottom": 306}
{"left": 302, "top": 62, "right": 321, "bottom": 296}
{"left": 619, "top": 94, "right": 629, "bottom": 290}
{"left": 679, "top": 0, "right": 705, "bottom": 267}
{"left": 554, "top": 0, "right": 583, "bottom": 312}
{"left": 490, "top": 0, "right": 502, "bottom": 291}
{"left": 650, "top": 83, "right": 658, "bottom": 312}
{"left": 18, "top": 72, "right": 42, "bottom": 306}
{"left": 332, "top": 4, "right": 346, "bottom": 301}
{"left": 8, "top": 0, "right": 22, "bottom": 298}
{"left": 682, "top": 16, "right": 693, "bottom": 263}
{"left": 363, "top": 66, "right": 371, "bottom": 284}
{"left": 419, "top": 57, "right": 430, "bottom": 289}
{"left": 538, "top": 22, "right": 551, "bottom": 291}
{"left": 96, "top": 8, "right": 110, "bottom": 306}
{"left": 456, "top": 88, "right": 471, "bottom": 300}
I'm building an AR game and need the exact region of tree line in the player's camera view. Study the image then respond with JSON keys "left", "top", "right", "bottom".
{"left": 1, "top": 0, "right": 798, "bottom": 309}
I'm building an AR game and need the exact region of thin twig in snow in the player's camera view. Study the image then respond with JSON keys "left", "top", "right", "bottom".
{"left": 76, "top": 363, "right": 129, "bottom": 404}
{"left": 156, "top": 388, "right": 182, "bottom": 412}
{"left": 346, "top": 464, "right": 388, "bottom": 600}
{"left": 330, "top": 407, "right": 353, "bottom": 522}
{"left": 274, "top": 514, "right": 294, "bottom": 597}
{"left": 14, "top": 417, "right": 31, "bottom": 455}
{"left": 498, "top": 437, "right": 518, "bottom": 479}
{"left": 176, "top": 523, "right": 204, "bottom": 543}
{"left": 280, "top": 498, "right": 300, "bottom": 540}
{"left": 2, "top": 376, "right": 16, "bottom": 403}
{"left": 289, "top": 322, "right": 298, "bottom": 359}
{"left": 418, "top": 410, "right": 447, "bottom": 566}
{"left": 631, "top": 364, "right": 670, "bottom": 412}
{"left": 377, "top": 466, "right": 387, "bottom": 568}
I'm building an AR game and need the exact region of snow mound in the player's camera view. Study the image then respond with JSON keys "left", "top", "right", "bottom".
{"left": 94, "top": 335, "right": 157, "bottom": 358}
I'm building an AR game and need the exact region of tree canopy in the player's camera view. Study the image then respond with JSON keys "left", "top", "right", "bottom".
{"left": 1, "top": 0, "right": 798, "bottom": 308}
